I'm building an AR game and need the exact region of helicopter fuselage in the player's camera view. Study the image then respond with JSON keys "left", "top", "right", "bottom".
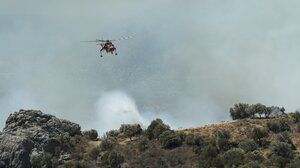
{"left": 100, "top": 42, "right": 116, "bottom": 54}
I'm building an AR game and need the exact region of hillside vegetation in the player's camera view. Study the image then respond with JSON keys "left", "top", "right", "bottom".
{"left": 2, "top": 104, "right": 300, "bottom": 168}
{"left": 55, "top": 103, "right": 300, "bottom": 168}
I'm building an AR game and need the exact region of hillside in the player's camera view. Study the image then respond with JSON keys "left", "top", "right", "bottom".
{"left": 60, "top": 112, "right": 300, "bottom": 168}
{"left": 2, "top": 109, "right": 300, "bottom": 168}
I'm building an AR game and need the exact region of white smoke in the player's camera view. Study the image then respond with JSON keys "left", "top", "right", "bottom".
{"left": 94, "top": 91, "right": 145, "bottom": 134}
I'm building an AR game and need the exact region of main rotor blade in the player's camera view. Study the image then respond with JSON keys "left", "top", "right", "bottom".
{"left": 114, "top": 36, "right": 134, "bottom": 42}
{"left": 80, "top": 40, "right": 106, "bottom": 42}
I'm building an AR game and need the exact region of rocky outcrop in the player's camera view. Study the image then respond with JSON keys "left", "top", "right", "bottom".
{"left": 0, "top": 109, "right": 81, "bottom": 168}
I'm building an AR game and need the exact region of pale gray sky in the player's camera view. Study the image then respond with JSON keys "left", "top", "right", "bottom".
{"left": 1, "top": 0, "right": 300, "bottom": 130}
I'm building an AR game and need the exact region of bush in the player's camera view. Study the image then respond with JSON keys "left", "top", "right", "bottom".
{"left": 159, "top": 130, "right": 183, "bottom": 149}
{"left": 100, "top": 135, "right": 116, "bottom": 151}
{"left": 230, "top": 103, "right": 250, "bottom": 120}
{"left": 286, "top": 159, "right": 300, "bottom": 168}
{"left": 83, "top": 129, "right": 98, "bottom": 140}
{"left": 200, "top": 144, "right": 218, "bottom": 160}
{"left": 102, "top": 151, "right": 124, "bottom": 168}
{"left": 198, "top": 145, "right": 218, "bottom": 167}
{"left": 31, "top": 152, "right": 53, "bottom": 168}
{"left": 267, "top": 119, "right": 291, "bottom": 133}
{"left": 89, "top": 148, "right": 100, "bottom": 160}
{"left": 106, "top": 129, "right": 119, "bottom": 138}
{"left": 119, "top": 124, "right": 142, "bottom": 140}
{"left": 61, "top": 120, "right": 81, "bottom": 136}
{"left": 250, "top": 127, "right": 268, "bottom": 146}
{"left": 269, "top": 141, "right": 295, "bottom": 167}
{"left": 267, "top": 121, "right": 281, "bottom": 133}
{"left": 244, "top": 150, "right": 264, "bottom": 163}
{"left": 238, "top": 140, "right": 258, "bottom": 153}
{"left": 157, "top": 157, "right": 168, "bottom": 168}
{"left": 185, "top": 135, "right": 204, "bottom": 146}
{"left": 276, "top": 132, "right": 296, "bottom": 150}
{"left": 146, "top": 118, "right": 170, "bottom": 140}
{"left": 138, "top": 138, "right": 150, "bottom": 152}
{"left": 248, "top": 103, "right": 271, "bottom": 118}
{"left": 215, "top": 129, "right": 231, "bottom": 151}
{"left": 296, "top": 124, "right": 300, "bottom": 133}
{"left": 278, "top": 118, "right": 291, "bottom": 132}
{"left": 293, "top": 111, "right": 300, "bottom": 123}
{"left": 222, "top": 148, "right": 245, "bottom": 167}
{"left": 239, "top": 161, "right": 261, "bottom": 168}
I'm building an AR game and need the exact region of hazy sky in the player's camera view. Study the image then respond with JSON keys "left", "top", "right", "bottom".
{"left": 1, "top": 0, "right": 300, "bottom": 131}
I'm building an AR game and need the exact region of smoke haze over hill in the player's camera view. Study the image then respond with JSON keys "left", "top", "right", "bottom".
{"left": 1, "top": 0, "right": 300, "bottom": 132}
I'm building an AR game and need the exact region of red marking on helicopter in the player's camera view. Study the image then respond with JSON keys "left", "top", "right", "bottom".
{"left": 81, "top": 36, "right": 133, "bottom": 57}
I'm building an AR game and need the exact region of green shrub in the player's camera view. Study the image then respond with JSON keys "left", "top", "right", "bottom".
{"left": 83, "top": 129, "right": 98, "bottom": 140}
{"left": 157, "top": 157, "right": 168, "bottom": 168}
{"left": 159, "top": 130, "right": 183, "bottom": 149}
{"left": 293, "top": 111, "right": 300, "bottom": 123}
{"left": 61, "top": 120, "right": 81, "bottom": 136}
{"left": 296, "top": 124, "right": 300, "bottom": 133}
{"left": 138, "top": 138, "right": 150, "bottom": 152}
{"left": 185, "top": 135, "right": 204, "bottom": 146}
{"left": 100, "top": 135, "right": 116, "bottom": 151}
{"left": 269, "top": 141, "right": 295, "bottom": 167}
{"left": 216, "top": 129, "right": 231, "bottom": 151}
{"left": 106, "top": 129, "right": 120, "bottom": 138}
{"left": 278, "top": 118, "right": 291, "bottom": 132}
{"left": 198, "top": 145, "right": 219, "bottom": 168}
{"left": 104, "top": 151, "right": 124, "bottom": 168}
{"left": 286, "top": 159, "right": 300, "bottom": 168}
{"left": 200, "top": 144, "right": 218, "bottom": 160}
{"left": 248, "top": 103, "right": 271, "bottom": 118}
{"left": 276, "top": 131, "right": 296, "bottom": 150}
{"left": 267, "top": 121, "right": 281, "bottom": 133}
{"left": 119, "top": 124, "right": 142, "bottom": 140}
{"left": 244, "top": 150, "right": 264, "bottom": 163}
{"left": 31, "top": 153, "right": 53, "bottom": 168}
{"left": 222, "top": 148, "right": 245, "bottom": 167}
{"left": 89, "top": 148, "right": 100, "bottom": 160}
{"left": 250, "top": 127, "right": 268, "bottom": 146}
{"left": 239, "top": 161, "right": 261, "bottom": 168}
{"left": 230, "top": 103, "right": 250, "bottom": 120}
{"left": 238, "top": 140, "right": 258, "bottom": 153}
{"left": 146, "top": 118, "right": 170, "bottom": 140}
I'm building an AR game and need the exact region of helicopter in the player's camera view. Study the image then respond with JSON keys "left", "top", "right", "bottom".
{"left": 81, "top": 36, "right": 133, "bottom": 57}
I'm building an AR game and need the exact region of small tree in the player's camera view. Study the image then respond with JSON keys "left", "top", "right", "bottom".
{"left": 269, "top": 141, "right": 295, "bottom": 168}
{"left": 250, "top": 127, "right": 268, "bottom": 146}
{"left": 230, "top": 103, "right": 250, "bottom": 120}
{"left": 222, "top": 148, "right": 245, "bottom": 167}
{"left": 108, "top": 151, "right": 124, "bottom": 168}
{"left": 102, "top": 151, "right": 125, "bottom": 168}
{"left": 138, "top": 138, "right": 150, "bottom": 152}
{"left": 239, "top": 161, "right": 261, "bottom": 168}
{"left": 216, "top": 129, "right": 231, "bottom": 151}
{"left": 146, "top": 118, "right": 170, "bottom": 140}
{"left": 267, "top": 121, "right": 281, "bottom": 133}
{"left": 278, "top": 118, "right": 291, "bottom": 132}
{"left": 248, "top": 103, "right": 271, "bottom": 118}
{"left": 83, "top": 129, "right": 98, "bottom": 140}
{"left": 159, "top": 130, "right": 183, "bottom": 149}
{"left": 119, "top": 124, "right": 142, "bottom": 140}
{"left": 198, "top": 144, "right": 218, "bottom": 167}
{"left": 276, "top": 132, "right": 296, "bottom": 150}
{"left": 293, "top": 111, "right": 300, "bottom": 123}
{"left": 244, "top": 150, "right": 264, "bottom": 163}
{"left": 100, "top": 135, "right": 116, "bottom": 152}
{"left": 238, "top": 140, "right": 258, "bottom": 153}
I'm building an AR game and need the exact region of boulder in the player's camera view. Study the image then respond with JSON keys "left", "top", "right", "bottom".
{"left": 0, "top": 109, "right": 81, "bottom": 168}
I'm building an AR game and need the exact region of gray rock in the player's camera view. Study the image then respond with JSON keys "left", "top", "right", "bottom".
{"left": 0, "top": 109, "right": 82, "bottom": 168}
